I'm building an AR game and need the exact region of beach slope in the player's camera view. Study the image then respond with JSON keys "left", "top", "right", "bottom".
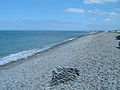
{"left": 0, "top": 32, "right": 120, "bottom": 90}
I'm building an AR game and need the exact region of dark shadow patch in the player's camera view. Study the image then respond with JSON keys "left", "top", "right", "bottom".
{"left": 115, "top": 39, "right": 120, "bottom": 40}
{"left": 116, "top": 35, "right": 120, "bottom": 40}
{"left": 116, "top": 47, "right": 120, "bottom": 49}
{"left": 50, "top": 68, "right": 79, "bottom": 86}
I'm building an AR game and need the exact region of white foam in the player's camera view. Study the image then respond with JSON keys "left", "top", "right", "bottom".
{"left": 0, "top": 46, "right": 52, "bottom": 66}
{"left": 0, "top": 36, "right": 80, "bottom": 66}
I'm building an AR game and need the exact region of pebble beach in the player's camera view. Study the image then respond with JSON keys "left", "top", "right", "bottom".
{"left": 0, "top": 32, "right": 120, "bottom": 90}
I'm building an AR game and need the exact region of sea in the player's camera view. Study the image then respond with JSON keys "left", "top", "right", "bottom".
{"left": 0, "top": 30, "right": 88, "bottom": 65}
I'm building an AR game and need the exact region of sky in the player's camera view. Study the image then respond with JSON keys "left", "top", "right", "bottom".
{"left": 0, "top": 0, "right": 120, "bottom": 31}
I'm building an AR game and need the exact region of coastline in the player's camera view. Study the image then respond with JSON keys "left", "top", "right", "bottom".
{"left": 0, "top": 32, "right": 119, "bottom": 90}
{"left": 0, "top": 31, "right": 99, "bottom": 67}
{"left": 0, "top": 30, "right": 86, "bottom": 65}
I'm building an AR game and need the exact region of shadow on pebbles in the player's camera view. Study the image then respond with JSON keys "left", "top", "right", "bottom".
{"left": 39, "top": 67, "right": 80, "bottom": 89}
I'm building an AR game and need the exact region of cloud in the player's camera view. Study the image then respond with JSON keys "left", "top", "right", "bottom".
{"left": 64, "top": 8, "right": 85, "bottom": 13}
{"left": 114, "top": 8, "right": 120, "bottom": 11}
{"left": 83, "top": 0, "right": 120, "bottom": 4}
{"left": 88, "top": 18, "right": 97, "bottom": 21}
{"left": 104, "top": 18, "right": 111, "bottom": 21}
{"left": 88, "top": 9, "right": 120, "bottom": 17}
{"left": 65, "top": 8, "right": 120, "bottom": 17}
{"left": 0, "top": 20, "right": 119, "bottom": 31}
{"left": 88, "top": 9, "right": 108, "bottom": 15}
{"left": 109, "top": 12, "right": 120, "bottom": 17}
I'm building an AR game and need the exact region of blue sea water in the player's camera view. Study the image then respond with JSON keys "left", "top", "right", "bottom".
{"left": 0, "top": 30, "right": 87, "bottom": 65}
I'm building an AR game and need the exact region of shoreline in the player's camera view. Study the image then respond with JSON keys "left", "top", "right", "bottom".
{"left": 0, "top": 31, "right": 100, "bottom": 68}
{"left": 0, "top": 31, "right": 88, "bottom": 66}
{"left": 0, "top": 32, "right": 119, "bottom": 90}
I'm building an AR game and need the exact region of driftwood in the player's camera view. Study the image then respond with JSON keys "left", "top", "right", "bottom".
{"left": 50, "top": 68, "right": 79, "bottom": 86}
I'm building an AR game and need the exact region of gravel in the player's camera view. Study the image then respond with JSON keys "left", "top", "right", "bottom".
{"left": 0, "top": 32, "right": 120, "bottom": 90}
